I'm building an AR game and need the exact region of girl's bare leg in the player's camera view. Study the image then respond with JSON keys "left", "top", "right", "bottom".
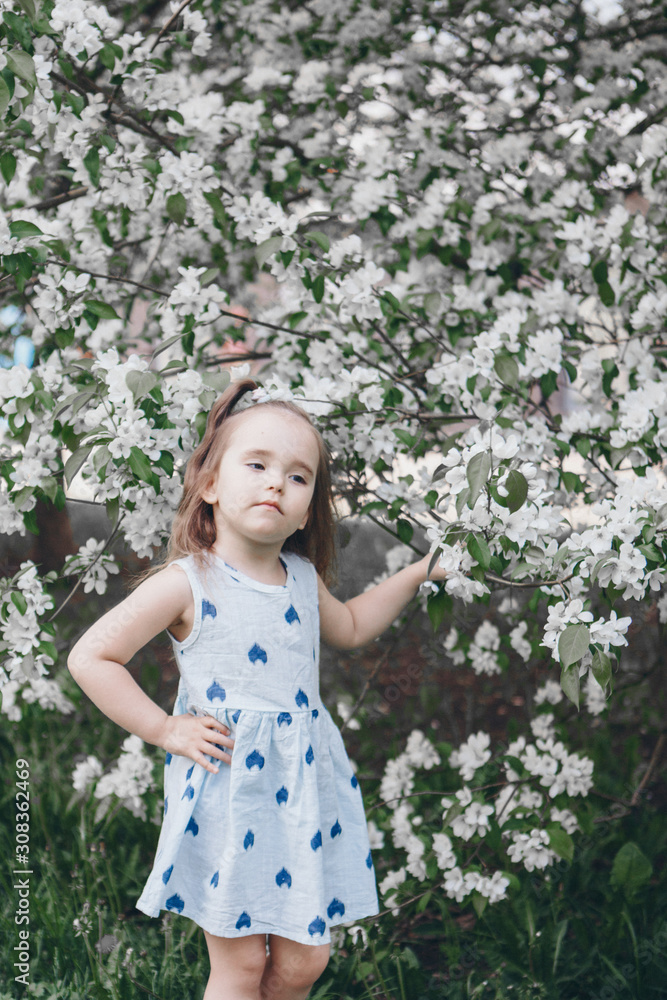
{"left": 203, "top": 931, "right": 268, "bottom": 1000}
{"left": 260, "top": 935, "right": 330, "bottom": 1000}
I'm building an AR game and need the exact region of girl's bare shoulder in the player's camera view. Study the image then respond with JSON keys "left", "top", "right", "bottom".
{"left": 72, "top": 564, "right": 195, "bottom": 667}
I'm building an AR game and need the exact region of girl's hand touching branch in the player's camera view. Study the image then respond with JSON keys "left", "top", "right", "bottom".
{"left": 415, "top": 551, "right": 448, "bottom": 583}
{"left": 160, "top": 714, "right": 234, "bottom": 774}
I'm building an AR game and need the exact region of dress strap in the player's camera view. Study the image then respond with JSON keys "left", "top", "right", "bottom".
{"left": 166, "top": 556, "right": 203, "bottom": 650}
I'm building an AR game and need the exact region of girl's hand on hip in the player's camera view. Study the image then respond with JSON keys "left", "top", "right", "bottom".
{"left": 159, "top": 714, "right": 234, "bottom": 773}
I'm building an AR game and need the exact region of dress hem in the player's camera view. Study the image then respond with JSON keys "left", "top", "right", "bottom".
{"left": 135, "top": 898, "right": 380, "bottom": 946}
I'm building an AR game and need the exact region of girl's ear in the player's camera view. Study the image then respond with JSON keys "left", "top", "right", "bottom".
{"left": 298, "top": 509, "right": 310, "bottom": 531}
{"left": 200, "top": 479, "right": 217, "bottom": 505}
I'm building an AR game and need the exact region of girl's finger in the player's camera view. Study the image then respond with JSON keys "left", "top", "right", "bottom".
{"left": 201, "top": 717, "right": 230, "bottom": 736}
{"left": 201, "top": 746, "right": 233, "bottom": 771}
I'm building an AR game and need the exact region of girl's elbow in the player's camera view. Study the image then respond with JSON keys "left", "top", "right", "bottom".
{"left": 67, "top": 646, "right": 84, "bottom": 680}
{"left": 67, "top": 638, "right": 97, "bottom": 679}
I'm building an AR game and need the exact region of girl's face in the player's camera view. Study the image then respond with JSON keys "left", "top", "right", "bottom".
{"left": 201, "top": 407, "right": 319, "bottom": 549}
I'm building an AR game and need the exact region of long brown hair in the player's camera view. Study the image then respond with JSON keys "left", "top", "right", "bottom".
{"left": 158, "top": 379, "right": 337, "bottom": 583}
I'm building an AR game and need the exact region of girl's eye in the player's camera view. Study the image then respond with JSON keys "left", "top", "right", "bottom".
{"left": 291, "top": 474, "right": 307, "bottom": 485}
{"left": 247, "top": 462, "right": 264, "bottom": 470}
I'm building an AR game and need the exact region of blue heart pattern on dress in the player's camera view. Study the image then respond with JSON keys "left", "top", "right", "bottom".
{"left": 236, "top": 911, "right": 251, "bottom": 930}
{"left": 276, "top": 785, "right": 289, "bottom": 805}
{"left": 308, "top": 916, "right": 326, "bottom": 937}
{"left": 275, "top": 867, "right": 292, "bottom": 888}
{"left": 162, "top": 865, "right": 173, "bottom": 884}
{"left": 284, "top": 604, "right": 300, "bottom": 624}
{"left": 327, "top": 898, "right": 345, "bottom": 919}
{"left": 206, "top": 681, "right": 226, "bottom": 702}
{"left": 310, "top": 830, "right": 322, "bottom": 851}
{"left": 202, "top": 599, "right": 217, "bottom": 620}
{"left": 295, "top": 689, "right": 309, "bottom": 708}
{"left": 166, "top": 893, "right": 184, "bottom": 913}
{"left": 245, "top": 749, "right": 265, "bottom": 770}
{"left": 244, "top": 829, "right": 254, "bottom": 850}
{"left": 248, "top": 643, "right": 267, "bottom": 665}
{"left": 277, "top": 712, "right": 292, "bottom": 727}
{"left": 185, "top": 816, "right": 199, "bottom": 836}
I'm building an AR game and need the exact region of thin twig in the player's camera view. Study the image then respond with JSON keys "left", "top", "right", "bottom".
{"left": 30, "top": 187, "right": 89, "bottom": 211}
{"left": 151, "top": 0, "right": 197, "bottom": 51}
{"left": 47, "top": 518, "right": 123, "bottom": 623}
{"left": 630, "top": 733, "right": 666, "bottom": 806}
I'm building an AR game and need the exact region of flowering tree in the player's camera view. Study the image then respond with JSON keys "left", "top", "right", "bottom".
{"left": 1, "top": 0, "right": 666, "bottom": 932}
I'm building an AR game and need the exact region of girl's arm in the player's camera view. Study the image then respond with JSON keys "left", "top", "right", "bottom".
{"left": 67, "top": 566, "right": 233, "bottom": 774}
{"left": 318, "top": 552, "right": 445, "bottom": 650}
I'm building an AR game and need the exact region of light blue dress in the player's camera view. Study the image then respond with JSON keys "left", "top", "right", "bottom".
{"left": 136, "top": 550, "right": 379, "bottom": 945}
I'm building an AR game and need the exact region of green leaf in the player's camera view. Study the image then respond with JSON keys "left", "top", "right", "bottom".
{"left": 442, "top": 801, "right": 463, "bottom": 828}
{"left": 166, "top": 192, "right": 187, "bottom": 225}
{"left": 467, "top": 533, "right": 491, "bottom": 570}
{"left": 397, "top": 518, "right": 413, "bottom": 544}
{"left": 203, "top": 191, "right": 227, "bottom": 227}
{"left": 92, "top": 445, "right": 111, "bottom": 474}
{"left": 156, "top": 450, "right": 174, "bottom": 476}
{"left": 64, "top": 444, "right": 94, "bottom": 487}
{"left": 11, "top": 591, "right": 28, "bottom": 614}
{"left": 592, "top": 259, "right": 608, "bottom": 284}
{"left": 561, "top": 470, "right": 584, "bottom": 493}
{"left": 128, "top": 446, "right": 155, "bottom": 485}
{"left": 558, "top": 622, "right": 590, "bottom": 667}
{"left": 6, "top": 50, "right": 36, "bottom": 85}
{"left": 312, "top": 273, "right": 325, "bottom": 303}
{"left": 560, "top": 662, "right": 580, "bottom": 709}
{"left": 471, "top": 892, "right": 488, "bottom": 918}
{"left": 427, "top": 585, "right": 450, "bottom": 632}
{"left": 466, "top": 451, "right": 491, "bottom": 505}
{"left": 494, "top": 353, "right": 519, "bottom": 387}
{"left": 54, "top": 389, "right": 97, "bottom": 421}
{"left": 83, "top": 300, "right": 119, "bottom": 319}
{"left": 547, "top": 825, "right": 574, "bottom": 863}
{"left": 0, "top": 76, "right": 10, "bottom": 118}
{"left": 610, "top": 842, "right": 653, "bottom": 898}
{"left": 126, "top": 370, "right": 158, "bottom": 400}
{"left": 106, "top": 495, "right": 120, "bottom": 529}
{"left": 83, "top": 146, "right": 100, "bottom": 186}
{"left": 255, "top": 235, "right": 283, "bottom": 268}
{"left": 99, "top": 43, "right": 116, "bottom": 70}
{"left": 202, "top": 371, "right": 231, "bottom": 393}
{"left": 9, "top": 219, "right": 42, "bottom": 239}
{"left": 17, "top": 0, "right": 37, "bottom": 20}
{"left": 598, "top": 281, "right": 615, "bottom": 307}
{"left": 505, "top": 469, "right": 528, "bottom": 513}
{"left": 423, "top": 291, "right": 440, "bottom": 315}
{"left": 0, "top": 150, "right": 17, "bottom": 184}
{"left": 591, "top": 649, "right": 612, "bottom": 692}
{"left": 305, "top": 230, "right": 330, "bottom": 253}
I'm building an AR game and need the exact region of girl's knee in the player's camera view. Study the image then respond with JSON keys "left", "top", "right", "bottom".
{"left": 205, "top": 931, "right": 267, "bottom": 989}
{"left": 265, "top": 939, "right": 330, "bottom": 992}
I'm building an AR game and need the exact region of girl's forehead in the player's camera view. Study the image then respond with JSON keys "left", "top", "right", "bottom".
{"left": 228, "top": 406, "right": 319, "bottom": 457}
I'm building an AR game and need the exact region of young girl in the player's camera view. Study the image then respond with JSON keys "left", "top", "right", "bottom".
{"left": 68, "top": 378, "right": 445, "bottom": 1000}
